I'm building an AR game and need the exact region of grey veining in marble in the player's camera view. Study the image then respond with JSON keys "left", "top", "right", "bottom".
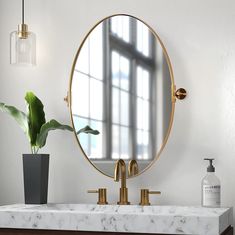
{"left": 0, "top": 204, "right": 232, "bottom": 235}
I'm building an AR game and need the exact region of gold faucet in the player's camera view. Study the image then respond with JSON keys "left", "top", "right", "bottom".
{"left": 114, "top": 159, "right": 130, "bottom": 205}
{"left": 128, "top": 160, "right": 139, "bottom": 177}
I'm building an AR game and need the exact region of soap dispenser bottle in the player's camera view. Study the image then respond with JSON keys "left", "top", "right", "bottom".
{"left": 202, "top": 158, "right": 221, "bottom": 207}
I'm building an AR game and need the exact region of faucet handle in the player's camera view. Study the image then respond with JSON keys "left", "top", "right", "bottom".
{"left": 139, "top": 189, "right": 161, "bottom": 206}
{"left": 87, "top": 188, "right": 108, "bottom": 205}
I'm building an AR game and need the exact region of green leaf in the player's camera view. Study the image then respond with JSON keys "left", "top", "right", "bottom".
{"left": 36, "top": 119, "right": 73, "bottom": 148}
{"left": 77, "top": 125, "right": 100, "bottom": 135}
{"left": 0, "top": 103, "right": 29, "bottom": 138}
{"left": 25, "top": 92, "right": 46, "bottom": 146}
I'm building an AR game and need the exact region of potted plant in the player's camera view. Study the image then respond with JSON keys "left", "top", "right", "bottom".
{"left": 0, "top": 91, "right": 99, "bottom": 204}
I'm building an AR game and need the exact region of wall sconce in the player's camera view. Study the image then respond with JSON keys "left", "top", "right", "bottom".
{"left": 10, "top": 0, "right": 36, "bottom": 66}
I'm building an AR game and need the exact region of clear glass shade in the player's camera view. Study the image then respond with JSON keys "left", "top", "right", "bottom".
{"left": 10, "top": 31, "right": 36, "bottom": 66}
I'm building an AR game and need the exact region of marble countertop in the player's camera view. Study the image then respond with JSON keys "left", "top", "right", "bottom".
{"left": 0, "top": 204, "right": 232, "bottom": 235}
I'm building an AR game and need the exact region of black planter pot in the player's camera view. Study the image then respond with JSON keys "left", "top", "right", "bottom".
{"left": 23, "top": 154, "right": 49, "bottom": 204}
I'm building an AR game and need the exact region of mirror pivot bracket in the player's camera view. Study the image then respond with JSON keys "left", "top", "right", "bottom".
{"left": 172, "top": 86, "right": 187, "bottom": 101}
{"left": 175, "top": 88, "right": 187, "bottom": 100}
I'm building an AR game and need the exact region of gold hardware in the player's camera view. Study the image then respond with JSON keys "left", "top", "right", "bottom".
{"left": 175, "top": 88, "right": 187, "bottom": 100}
{"left": 64, "top": 92, "right": 69, "bottom": 107}
{"left": 128, "top": 160, "right": 139, "bottom": 177}
{"left": 18, "top": 24, "right": 29, "bottom": 39}
{"left": 114, "top": 159, "right": 130, "bottom": 205}
{"left": 171, "top": 84, "right": 176, "bottom": 103}
{"left": 139, "top": 189, "right": 161, "bottom": 206}
{"left": 87, "top": 188, "right": 108, "bottom": 205}
{"left": 68, "top": 14, "right": 177, "bottom": 179}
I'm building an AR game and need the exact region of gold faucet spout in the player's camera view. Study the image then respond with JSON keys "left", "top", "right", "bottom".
{"left": 114, "top": 159, "right": 130, "bottom": 205}
{"left": 128, "top": 160, "right": 139, "bottom": 177}
{"left": 114, "top": 159, "right": 126, "bottom": 188}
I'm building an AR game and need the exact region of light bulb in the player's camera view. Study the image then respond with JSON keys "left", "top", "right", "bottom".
{"left": 18, "top": 38, "right": 31, "bottom": 54}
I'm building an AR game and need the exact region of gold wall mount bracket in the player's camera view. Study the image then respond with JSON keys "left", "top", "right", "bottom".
{"left": 64, "top": 92, "right": 69, "bottom": 107}
{"left": 175, "top": 88, "right": 187, "bottom": 100}
{"left": 172, "top": 85, "right": 187, "bottom": 102}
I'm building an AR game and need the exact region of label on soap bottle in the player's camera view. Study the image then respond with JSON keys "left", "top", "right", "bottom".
{"left": 203, "top": 185, "right": 221, "bottom": 207}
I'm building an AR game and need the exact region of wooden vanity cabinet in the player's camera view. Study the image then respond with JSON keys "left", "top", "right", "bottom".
{"left": 0, "top": 226, "right": 233, "bottom": 235}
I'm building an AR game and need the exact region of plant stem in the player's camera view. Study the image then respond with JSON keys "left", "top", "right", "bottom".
{"left": 31, "top": 146, "right": 34, "bottom": 154}
{"left": 35, "top": 147, "right": 39, "bottom": 154}
{"left": 31, "top": 146, "right": 39, "bottom": 154}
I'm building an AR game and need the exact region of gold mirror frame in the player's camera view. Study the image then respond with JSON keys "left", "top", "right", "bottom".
{"left": 68, "top": 14, "right": 184, "bottom": 179}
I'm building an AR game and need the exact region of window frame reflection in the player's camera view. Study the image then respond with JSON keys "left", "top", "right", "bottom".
{"left": 72, "top": 15, "right": 157, "bottom": 162}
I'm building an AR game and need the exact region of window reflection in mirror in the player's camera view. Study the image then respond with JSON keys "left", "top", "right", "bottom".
{"left": 71, "top": 15, "right": 172, "bottom": 177}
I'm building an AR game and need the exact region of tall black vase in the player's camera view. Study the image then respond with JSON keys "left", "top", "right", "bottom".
{"left": 23, "top": 154, "right": 49, "bottom": 204}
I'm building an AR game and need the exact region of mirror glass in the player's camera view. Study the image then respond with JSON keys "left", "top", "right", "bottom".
{"left": 70, "top": 15, "right": 174, "bottom": 177}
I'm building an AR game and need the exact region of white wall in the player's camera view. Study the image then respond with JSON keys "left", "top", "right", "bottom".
{"left": 1, "top": 0, "right": 235, "bottom": 226}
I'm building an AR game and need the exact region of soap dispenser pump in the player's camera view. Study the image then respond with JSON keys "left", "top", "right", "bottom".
{"left": 201, "top": 158, "right": 221, "bottom": 207}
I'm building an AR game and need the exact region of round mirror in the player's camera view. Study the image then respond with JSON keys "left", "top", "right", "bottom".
{"left": 69, "top": 14, "right": 175, "bottom": 178}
